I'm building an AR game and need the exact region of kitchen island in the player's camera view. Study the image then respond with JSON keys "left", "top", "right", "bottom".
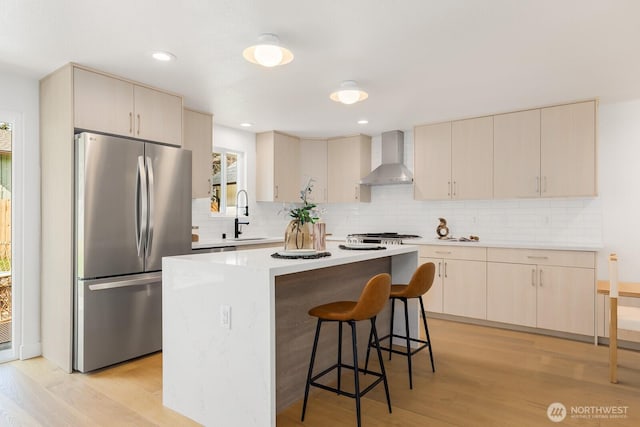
{"left": 162, "top": 242, "right": 419, "bottom": 426}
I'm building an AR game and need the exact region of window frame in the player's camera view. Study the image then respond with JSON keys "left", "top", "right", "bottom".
{"left": 210, "top": 147, "right": 245, "bottom": 217}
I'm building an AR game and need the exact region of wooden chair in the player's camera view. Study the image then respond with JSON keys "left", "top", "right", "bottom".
{"left": 608, "top": 253, "right": 640, "bottom": 383}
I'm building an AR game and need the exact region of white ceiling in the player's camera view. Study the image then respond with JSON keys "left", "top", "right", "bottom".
{"left": 1, "top": 0, "right": 639, "bottom": 137}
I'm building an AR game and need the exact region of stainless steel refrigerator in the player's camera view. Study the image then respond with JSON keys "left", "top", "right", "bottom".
{"left": 74, "top": 132, "right": 192, "bottom": 372}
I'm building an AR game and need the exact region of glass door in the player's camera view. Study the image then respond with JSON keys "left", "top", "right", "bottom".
{"left": 0, "top": 121, "right": 12, "bottom": 356}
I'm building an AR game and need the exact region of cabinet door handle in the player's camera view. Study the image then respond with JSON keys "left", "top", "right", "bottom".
{"left": 207, "top": 178, "right": 211, "bottom": 195}
{"left": 531, "top": 269, "right": 536, "bottom": 287}
{"left": 324, "top": 188, "right": 327, "bottom": 201}
{"left": 448, "top": 181, "right": 451, "bottom": 196}
{"left": 437, "top": 262, "right": 441, "bottom": 278}
{"left": 444, "top": 262, "right": 448, "bottom": 278}
{"left": 137, "top": 114, "right": 141, "bottom": 135}
{"left": 536, "top": 176, "right": 540, "bottom": 194}
{"left": 129, "top": 112, "right": 133, "bottom": 134}
{"left": 543, "top": 176, "right": 547, "bottom": 193}
{"left": 355, "top": 186, "right": 359, "bottom": 200}
{"left": 275, "top": 185, "right": 279, "bottom": 199}
{"left": 453, "top": 181, "right": 457, "bottom": 197}
{"left": 539, "top": 269, "right": 544, "bottom": 286}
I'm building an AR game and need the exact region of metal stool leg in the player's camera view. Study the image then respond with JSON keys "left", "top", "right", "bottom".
{"left": 389, "top": 297, "right": 396, "bottom": 360}
{"left": 337, "top": 321, "right": 343, "bottom": 393}
{"left": 419, "top": 296, "right": 435, "bottom": 372}
{"left": 371, "top": 317, "right": 392, "bottom": 413}
{"left": 402, "top": 297, "right": 413, "bottom": 389}
{"left": 350, "top": 320, "right": 362, "bottom": 427}
{"left": 364, "top": 323, "right": 374, "bottom": 373}
{"left": 301, "top": 319, "right": 322, "bottom": 421}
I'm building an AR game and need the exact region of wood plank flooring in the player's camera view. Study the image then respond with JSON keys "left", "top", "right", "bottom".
{"left": 1, "top": 319, "right": 639, "bottom": 426}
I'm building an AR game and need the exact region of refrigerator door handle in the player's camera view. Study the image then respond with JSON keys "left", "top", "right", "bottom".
{"left": 136, "top": 156, "right": 147, "bottom": 257}
{"left": 86, "top": 272, "right": 162, "bottom": 291}
{"left": 145, "top": 156, "right": 155, "bottom": 255}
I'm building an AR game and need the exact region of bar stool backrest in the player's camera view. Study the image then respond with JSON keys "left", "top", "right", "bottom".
{"left": 350, "top": 273, "right": 392, "bottom": 321}
{"left": 404, "top": 262, "right": 436, "bottom": 298}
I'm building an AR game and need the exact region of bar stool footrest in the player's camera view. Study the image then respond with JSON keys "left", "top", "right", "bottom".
{"left": 374, "top": 333, "right": 432, "bottom": 357}
{"left": 309, "top": 363, "right": 386, "bottom": 399}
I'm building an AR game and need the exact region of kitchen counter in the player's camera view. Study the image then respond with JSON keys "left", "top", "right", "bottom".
{"left": 327, "top": 236, "right": 601, "bottom": 251}
{"left": 162, "top": 242, "right": 419, "bottom": 426}
{"left": 191, "top": 236, "right": 283, "bottom": 249}
{"left": 412, "top": 238, "right": 602, "bottom": 251}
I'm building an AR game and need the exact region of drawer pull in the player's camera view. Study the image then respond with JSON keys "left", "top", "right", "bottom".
{"left": 435, "top": 251, "right": 452, "bottom": 255}
{"left": 527, "top": 256, "right": 549, "bottom": 260}
{"left": 531, "top": 269, "right": 536, "bottom": 287}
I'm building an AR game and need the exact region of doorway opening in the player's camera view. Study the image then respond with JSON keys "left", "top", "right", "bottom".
{"left": 0, "top": 122, "right": 12, "bottom": 352}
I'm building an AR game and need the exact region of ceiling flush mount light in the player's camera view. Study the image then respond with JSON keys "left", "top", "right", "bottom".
{"left": 152, "top": 51, "right": 176, "bottom": 61}
{"left": 357, "top": 119, "right": 369, "bottom": 125}
{"left": 243, "top": 33, "right": 294, "bottom": 67}
{"left": 240, "top": 122, "right": 253, "bottom": 128}
{"left": 330, "top": 80, "right": 368, "bottom": 105}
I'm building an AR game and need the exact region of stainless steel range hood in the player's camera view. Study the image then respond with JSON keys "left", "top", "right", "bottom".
{"left": 360, "top": 130, "right": 413, "bottom": 185}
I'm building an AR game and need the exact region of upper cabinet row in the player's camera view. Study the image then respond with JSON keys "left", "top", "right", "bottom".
{"left": 414, "top": 100, "right": 596, "bottom": 200}
{"left": 256, "top": 131, "right": 371, "bottom": 204}
{"left": 73, "top": 67, "right": 183, "bottom": 147}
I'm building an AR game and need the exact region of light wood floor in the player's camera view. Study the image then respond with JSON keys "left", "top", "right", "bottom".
{"left": 1, "top": 319, "right": 639, "bottom": 426}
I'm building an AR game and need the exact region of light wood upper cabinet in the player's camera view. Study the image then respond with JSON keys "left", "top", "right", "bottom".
{"left": 73, "top": 67, "right": 183, "bottom": 146}
{"left": 74, "top": 68, "right": 134, "bottom": 137}
{"left": 493, "top": 109, "right": 541, "bottom": 198}
{"left": 541, "top": 101, "right": 596, "bottom": 197}
{"left": 300, "top": 138, "right": 328, "bottom": 203}
{"left": 133, "top": 85, "right": 183, "bottom": 146}
{"left": 451, "top": 116, "right": 493, "bottom": 200}
{"left": 183, "top": 109, "right": 213, "bottom": 199}
{"left": 256, "top": 131, "right": 300, "bottom": 203}
{"left": 414, "top": 122, "right": 452, "bottom": 200}
{"left": 414, "top": 117, "right": 492, "bottom": 200}
{"left": 327, "top": 135, "right": 372, "bottom": 203}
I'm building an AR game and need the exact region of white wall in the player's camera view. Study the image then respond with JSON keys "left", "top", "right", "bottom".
{"left": 598, "top": 99, "right": 640, "bottom": 280}
{"left": 0, "top": 67, "right": 41, "bottom": 359}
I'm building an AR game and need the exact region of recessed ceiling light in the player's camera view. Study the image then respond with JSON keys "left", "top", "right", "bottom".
{"left": 240, "top": 122, "right": 253, "bottom": 128}
{"left": 357, "top": 119, "right": 369, "bottom": 125}
{"left": 152, "top": 51, "right": 176, "bottom": 61}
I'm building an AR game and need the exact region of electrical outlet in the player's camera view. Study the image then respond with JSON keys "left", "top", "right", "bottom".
{"left": 220, "top": 305, "right": 231, "bottom": 329}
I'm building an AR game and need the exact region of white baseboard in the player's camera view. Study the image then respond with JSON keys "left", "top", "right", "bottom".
{"left": 20, "top": 342, "right": 42, "bottom": 360}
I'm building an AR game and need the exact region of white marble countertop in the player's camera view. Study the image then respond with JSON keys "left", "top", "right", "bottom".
{"left": 192, "top": 236, "right": 283, "bottom": 249}
{"left": 177, "top": 241, "right": 418, "bottom": 276}
{"left": 327, "top": 236, "right": 601, "bottom": 251}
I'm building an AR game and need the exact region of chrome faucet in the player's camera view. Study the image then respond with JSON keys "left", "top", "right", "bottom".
{"left": 234, "top": 189, "right": 249, "bottom": 238}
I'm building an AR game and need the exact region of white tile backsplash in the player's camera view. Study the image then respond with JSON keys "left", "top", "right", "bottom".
{"left": 193, "top": 189, "right": 602, "bottom": 246}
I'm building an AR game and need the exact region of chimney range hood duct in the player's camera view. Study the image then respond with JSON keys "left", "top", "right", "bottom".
{"left": 360, "top": 130, "right": 413, "bottom": 185}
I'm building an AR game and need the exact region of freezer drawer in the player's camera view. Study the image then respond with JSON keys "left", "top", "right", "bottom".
{"left": 74, "top": 273, "right": 162, "bottom": 372}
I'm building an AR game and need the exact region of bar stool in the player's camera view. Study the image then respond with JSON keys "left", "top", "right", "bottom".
{"left": 366, "top": 262, "right": 436, "bottom": 389}
{"left": 301, "top": 273, "right": 392, "bottom": 427}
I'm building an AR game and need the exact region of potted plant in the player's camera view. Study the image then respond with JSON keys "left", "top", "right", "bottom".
{"left": 282, "top": 179, "right": 321, "bottom": 250}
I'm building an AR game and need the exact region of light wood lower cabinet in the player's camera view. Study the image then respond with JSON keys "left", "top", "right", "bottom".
{"left": 487, "top": 248, "right": 595, "bottom": 336}
{"left": 419, "top": 245, "right": 487, "bottom": 319}
{"left": 420, "top": 258, "right": 444, "bottom": 313}
{"left": 442, "top": 259, "right": 487, "bottom": 319}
